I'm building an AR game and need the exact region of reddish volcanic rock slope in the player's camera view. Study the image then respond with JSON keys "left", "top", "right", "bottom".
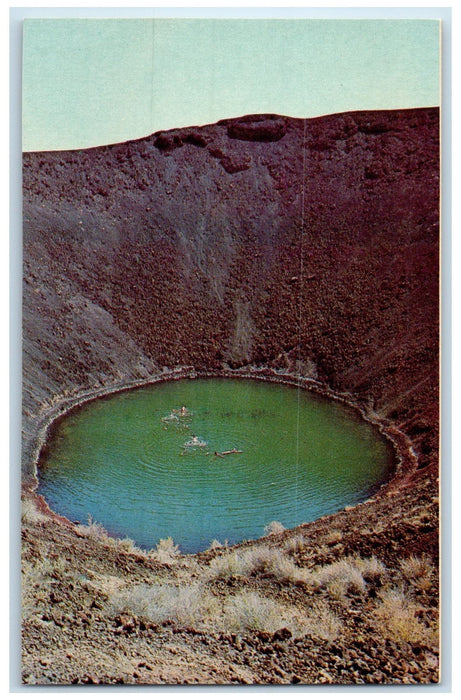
{"left": 22, "top": 108, "right": 439, "bottom": 478}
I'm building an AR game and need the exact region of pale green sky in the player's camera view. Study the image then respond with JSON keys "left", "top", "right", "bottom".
{"left": 22, "top": 18, "right": 440, "bottom": 152}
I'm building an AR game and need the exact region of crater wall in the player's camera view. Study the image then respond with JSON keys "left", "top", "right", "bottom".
{"left": 22, "top": 109, "right": 439, "bottom": 479}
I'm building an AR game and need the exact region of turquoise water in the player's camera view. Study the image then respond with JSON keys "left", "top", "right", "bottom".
{"left": 38, "top": 378, "right": 394, "bottom": 553}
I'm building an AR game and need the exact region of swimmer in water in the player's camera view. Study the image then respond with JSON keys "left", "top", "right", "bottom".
{"left": 173, "top": 406, "right": 191, "bottom": 417}
{"left": 162, "top": 412, "right": 178, "bottom": 422}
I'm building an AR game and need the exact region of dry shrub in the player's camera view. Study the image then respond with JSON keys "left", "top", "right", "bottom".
{"left": 223, "top": 591, "right": 304, "bottom": 635}
{"left": 112, "top": 583, "right": 311, "bottom": 636}
{"left": 284, "top": 535, "right": 307, "bottom": 555}
{"left": 75, "top": 516, "right": 110, "bottom": 542}
{"left": 264, "top": 521, "right": 286, "bottom": 536}
{"left": 223, "top": 591, "right": 282, "bottom": 632}
{"left": 155, "top": 536, "right": 180, "bottom": 555}
{"left": 21, "top": 498, "right": 48, "bottom": 525}
{"left": 206, "top": 545, "right": 303, "bottom": 583}
{"left": 109, "top": 564, "right": 343, "bottom": 639}
{"left": 312, "top": 557, "right": 367, "bottom": 597}
{"left": 305, "top": 601, "right": 342, "bottom": 641}
{"left": 375, "top": 588, "right": 438, "bottom": 646}
{"left": 75, "top": 517, "right": 148, "bottom": 553}
{"left": 354, "top": 556, "right": 387, "bottom": 584}
{"left": 244, "top": 546, "right": 295, "bottom": 578}
{"left": 223, "top": 592, "right": 341, "bottom": 639}
{"left": 153, "top": 537, "right": 181, "bottom": 563}
{"left": 400, "top": 554, "right": 434, "bottom": 591}
{"left": 117, "top": 538, "right": 146, "bottom": 555}
{"left": 112, "top": 583, "right": 217, "bottom": 628}
{"left": 206, "top": 551, "right": 247, "bottom": 579}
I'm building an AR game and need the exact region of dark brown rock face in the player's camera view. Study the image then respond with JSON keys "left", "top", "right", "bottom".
{"left": 22, "top": 108, "right": 439, "bottom": 479}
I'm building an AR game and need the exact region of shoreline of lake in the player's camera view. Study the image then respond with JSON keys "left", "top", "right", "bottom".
{"left": 25, "top": 365, "right": 417, "bottom": 531}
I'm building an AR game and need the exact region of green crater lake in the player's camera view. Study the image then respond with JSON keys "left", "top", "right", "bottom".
{"left": 38, "top": 378, "right": 394, "bottom": 553}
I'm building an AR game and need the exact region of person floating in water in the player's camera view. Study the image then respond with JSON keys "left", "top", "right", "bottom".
{"left": 161, "top": 412, "right": 179, "bottom": 422}
{"left": 183, "top": 434, "right": 208, "bottom": 449}
{"left": 214, "top": 448, "right": 243, "bottom": 457}
{"left": 172, "top": 406, "right": 191, "bottom": 417}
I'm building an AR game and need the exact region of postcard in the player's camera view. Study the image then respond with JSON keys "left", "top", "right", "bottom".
{"left": 20, "top": 14, "right": 442, "bottom": 686}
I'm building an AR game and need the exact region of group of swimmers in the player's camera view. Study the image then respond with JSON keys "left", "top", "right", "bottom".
{"left": 161, "top": 406, "right": 208, "bottom": 449}
{"left": 161, "top": 406, "right": 191, "bottom": 423}
{"left": 162, "top": 405, "right": 242, "bottom": 456}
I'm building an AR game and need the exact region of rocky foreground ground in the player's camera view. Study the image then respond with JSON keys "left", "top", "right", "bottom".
{"left": 21, "top": 466, "right": 439, "bottom": 685}
{"left": 21, "top": 108, "right": 440, "bottom": 685}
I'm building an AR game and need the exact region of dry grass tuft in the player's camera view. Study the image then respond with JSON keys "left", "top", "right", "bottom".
{"left": 21, "top": 498, "right": 48, "bottom": 525}
{"left": 222, "top": 591, "right": 304, "bottom": 635}
{"left": 374, "top": 588, "right": 438, "bottom": 646}
{"left": 264, "top": 521, "right": 286, "bottom": 536}
{"left": 206, "top": 550, "right": 247, "bottom": 579}
{"left": 206, "top": 545, "right": 304, "bottom": 583}
{"left": 207, "top": 539, "right": 228, "bottom": 551}
{"left": 111, "top": 582, "right": 312, "bottom": 637}
{"left": 355, "top": 555, "right": 387, "bottom": 582}
{"left": 152, "top": 537, "right": 181, "bottom": 563}
{"left": 75, "top": 516, "right": 111, "bottom": 542}
{"left": 284, "top": 535, "right": 307, "bottom": 555}
{"left": 155, "top": 536, "right": 180, "bottom": 555}
{"left": 112, "top": 582, "right": 218, "bottom": 628}
{"left": 311, "top": 557, "right": 367, "bottom": 597}
{"left": 244, "top": 546, "right": 294, "bottom": 577}
{"left": 110, "top": 579, "right": 342, "bottom": 639}
{"left": 117, "top": 538, "right": 146, "bottom": 556}
{"left": 223, "top": 591, "right": 285, "bottom": 632}
{"left": 222, "top": 592, "right": 341, "bottom": 639}
{"left": 400, "top": 554, "right": 434, "bottom": 591}
{"left": 304, "top": 601, "right": 342, "bottom": 641}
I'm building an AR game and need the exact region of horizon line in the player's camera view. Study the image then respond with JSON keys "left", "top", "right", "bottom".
{"left": 22, "top": 104, "right": 440, "bottom": 155}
